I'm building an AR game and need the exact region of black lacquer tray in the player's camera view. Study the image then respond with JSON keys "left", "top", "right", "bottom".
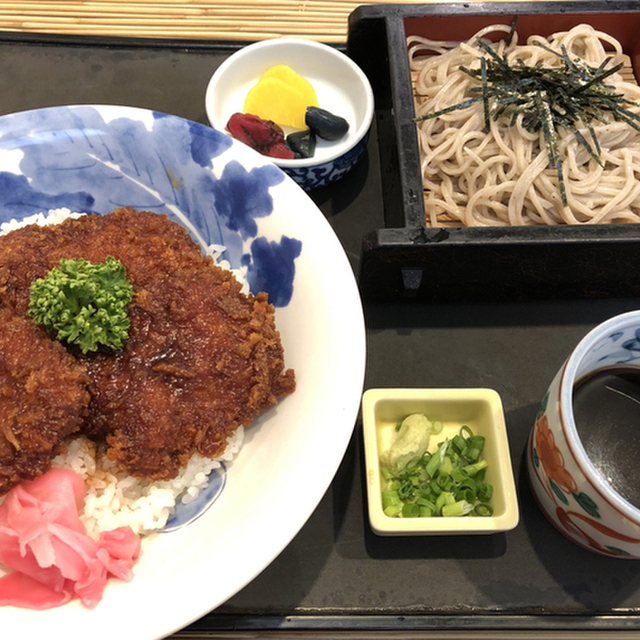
{"left": 347, "top": 2, "right": 640, "bottom": 302}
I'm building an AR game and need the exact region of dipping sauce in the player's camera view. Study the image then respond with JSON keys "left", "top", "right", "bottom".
{"left": 572, "top": 367, "right": 640, "bottom": 510}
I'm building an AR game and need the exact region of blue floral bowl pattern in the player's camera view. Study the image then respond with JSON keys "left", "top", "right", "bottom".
{"left": 0, "top": 104, "right": 303, "bottom": 530}
{"left": 282, "top": 130, "right": 370, "bottom": 190}
{"left": 163, "top": 465, "right": 227, "bottom": 532}
{"left": 0, "top": 104, "right": 301, "bottom": 307}
{"left": 0, "top": 104, "right": 366, "bottom": 639}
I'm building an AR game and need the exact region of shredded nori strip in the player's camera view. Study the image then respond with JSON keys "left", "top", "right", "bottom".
{"left": 414, "top": 20, "right": 640, "bottom": 206}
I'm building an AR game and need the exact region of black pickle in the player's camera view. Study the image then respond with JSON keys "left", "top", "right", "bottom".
{"left": 305, "top": 107, "right": 349, "bottom": 141}
{"left": 286, "top": 129, "right": 317, "bottom": 159}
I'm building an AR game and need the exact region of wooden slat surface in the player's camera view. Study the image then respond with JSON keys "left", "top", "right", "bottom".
{"left": 0, "top": 0, "right": 445, "bottom": 43}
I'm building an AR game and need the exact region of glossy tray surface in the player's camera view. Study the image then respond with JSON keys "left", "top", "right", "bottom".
{"left": 3, "top": 30, "right": 640, "bottom": 637}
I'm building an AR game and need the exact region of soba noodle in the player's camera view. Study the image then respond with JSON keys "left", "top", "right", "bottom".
{"left": 408, "top": 24, "right": 640, "bottom": 227}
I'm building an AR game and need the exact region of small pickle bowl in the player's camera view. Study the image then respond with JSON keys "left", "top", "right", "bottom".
{"left": 362, "top": 388, "right": 520, "bottom": 536}
{"left": 205, "top": 38, "right": 374, "bottom": 191}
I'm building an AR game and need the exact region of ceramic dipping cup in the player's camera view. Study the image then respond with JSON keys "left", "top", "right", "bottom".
{"left": 527, "top": 310, "right": 640, "bottom": 558}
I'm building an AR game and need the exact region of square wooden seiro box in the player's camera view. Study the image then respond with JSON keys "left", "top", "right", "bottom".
{"left": 347, "top": 1, "right": 640, "bottom": 302}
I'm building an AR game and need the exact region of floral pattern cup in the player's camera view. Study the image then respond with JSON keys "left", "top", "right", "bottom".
{"left": 527, "top": 310, "right": 640, "bottom": 557}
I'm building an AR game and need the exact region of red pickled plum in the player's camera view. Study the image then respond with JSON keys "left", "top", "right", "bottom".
{"left": 226, "top": 113, "right": 294, "bottom": 159}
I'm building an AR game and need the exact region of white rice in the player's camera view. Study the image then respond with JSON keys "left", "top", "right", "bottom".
{"left": 0, "top": 208, "right": 86, "bottom": 234}
{"left": 51, "top": 429, "right": 243, "bottom": 539}
{"left": 1, "top": 208, "right": 248, "bottom": 538}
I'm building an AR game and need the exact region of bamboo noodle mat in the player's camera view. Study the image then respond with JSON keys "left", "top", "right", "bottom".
{"left": 0, "top": 0, "right": 460, "bottom": 44}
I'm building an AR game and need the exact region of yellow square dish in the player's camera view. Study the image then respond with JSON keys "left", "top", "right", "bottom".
{"left": 362, "top": 388, "right": 519, "bottom": 536}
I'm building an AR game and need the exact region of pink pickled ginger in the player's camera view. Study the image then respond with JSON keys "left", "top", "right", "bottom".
{"left": 0, "top": 467, "right": 140, "bottom": 609}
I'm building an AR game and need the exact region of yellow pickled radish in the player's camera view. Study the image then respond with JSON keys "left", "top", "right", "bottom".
{"left": 243, "top": 65, "right": 319, "bottom": 129}
{"left": 260, "top": 64, "right": 317, "bottom": 94}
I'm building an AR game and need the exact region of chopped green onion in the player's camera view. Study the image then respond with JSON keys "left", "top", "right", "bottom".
{"left": 464, "top": 459, "right": 488, "bottom": 477}
{"left": 451, "top": 434, "right": 467, "bottom": 453}
{"left": 435, "top": 491, "right": 448, "bottom": 513}
{"left": 439, "top": 456, "right": 453, "bottom": 477}
{"left": 384, "top": 504, "right": 402, "bottom": 517}
{"left": 382, "top": 490, "right": 400, "bottom": 509}
{"left": 458, "top": 487, "right": 477, "bottom": 504}
{"left": 442, "top": 500, "right": 475, "bottom": 517}
{"left": 386, "top": 479, "right": 401, "bottom": 492}
{"left": 398, "top": 480, "right": 415, "bottom": 501}
{"left": 424, "top": 444, "right": 443, "bottom": 478}
{"left": 416, "top": 497, "right": 436, "bottom": 510}
{"left": 437, "top": 475, "right": 453, "bottom": 492}
{"left": 380, "top": 418, "right": 494, "bottom": 519}
{"left": 474, "top": 503, "right": 494, "bottom": 517}
{"left": 402, "top": 503, "right": 421, "bottom": 518}
{"left": 459, "top": 425, "right": 474, "bottom": 439}
{"left": 478, "top": 483, "right": 494, "bottom": 502}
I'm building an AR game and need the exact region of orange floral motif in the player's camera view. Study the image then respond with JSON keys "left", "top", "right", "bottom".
{"left": 534, "top": 413, "right": 578, "bottom": 494}
{"left": 533, "top": 399, "right": 640, "bottom": 557}
{"left": 556, "top": 506, "right": 640, "bottom": 555}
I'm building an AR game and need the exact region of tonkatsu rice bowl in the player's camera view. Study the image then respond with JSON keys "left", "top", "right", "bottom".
{"left": 0, "top": 105, "right": 366, "bottom": 639}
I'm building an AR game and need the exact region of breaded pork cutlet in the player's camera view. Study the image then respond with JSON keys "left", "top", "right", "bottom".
{"left": 0, "top": 208, "right": 295, "bottom": 481}
{"left": 0, "top": 307, "right": 91, "bottom": 495}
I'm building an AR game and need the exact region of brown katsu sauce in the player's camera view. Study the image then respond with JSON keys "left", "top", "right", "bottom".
{"left": 0, "top": 208, "right": 295, "bottom": 489}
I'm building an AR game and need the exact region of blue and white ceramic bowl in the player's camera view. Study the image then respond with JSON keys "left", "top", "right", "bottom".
{"left": 205, "top": 38, "right": 374, "bottom": 190}
{"left": 0, "top": 105, "right": 366, "bottom": 640}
